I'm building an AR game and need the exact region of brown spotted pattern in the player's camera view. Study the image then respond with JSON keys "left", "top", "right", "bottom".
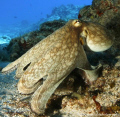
{"left": 80, "top": 21, "right": 114, "bottom": 52}
{"left": 2, "top": 19, "right": 112, "bottom": 114}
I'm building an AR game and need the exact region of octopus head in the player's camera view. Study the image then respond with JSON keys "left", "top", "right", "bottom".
{"left": 80, "top": 21, "right": 114, "bottom": 52}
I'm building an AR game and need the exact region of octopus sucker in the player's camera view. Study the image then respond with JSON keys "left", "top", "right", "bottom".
{"left": 1, "top": 19, "right": 113, "bottom": 115}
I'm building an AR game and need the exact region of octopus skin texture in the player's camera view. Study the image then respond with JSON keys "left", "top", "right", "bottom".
{"left": 80, "top": 21, "right": 114, "bottom": 52}
{"left": 2, "top": 19, "right": 113, "bottom": 115}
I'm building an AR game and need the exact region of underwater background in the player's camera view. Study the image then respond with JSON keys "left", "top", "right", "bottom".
{"left": 0, "top": 0, "right": 92, "bottom": 43}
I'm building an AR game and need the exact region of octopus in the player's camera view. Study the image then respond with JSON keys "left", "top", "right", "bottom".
{"left": 1, "top": 19, "right": 113, "bottom": 115}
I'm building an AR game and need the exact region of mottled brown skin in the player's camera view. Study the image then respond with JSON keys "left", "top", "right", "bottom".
{"left": 80, "top": 21, "right": 114, "bottom": 52}
{"left": 2, "top": 19, "right": 113, "bottom": 115}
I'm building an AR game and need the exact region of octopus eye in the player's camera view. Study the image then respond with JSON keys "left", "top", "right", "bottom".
{"left": 73, "top": 20, "right": 82, "bottom": 27}
{"left": 74, "top": 20, "right": 80, "bottom": 24}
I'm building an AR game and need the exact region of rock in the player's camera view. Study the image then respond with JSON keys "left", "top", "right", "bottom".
{"left": 0, "top": 43, "right": 9, "bottom": 61}
{"left": 0, "top": 67, "right": 2, "bottom": 71}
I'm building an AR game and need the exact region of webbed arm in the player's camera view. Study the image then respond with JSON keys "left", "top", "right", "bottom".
{"left": 78, "top": 64, "right": 103, "bottom": 85}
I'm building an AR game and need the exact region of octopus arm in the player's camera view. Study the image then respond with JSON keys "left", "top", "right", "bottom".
{"left": 1, "top": 57, "right": 22, "bottom": 74}
{"left": 16, "top": 32, "right": 65, "bottom": 78}
{"left": 29, "top": 52, "right": 75, "bottom": 115}
{"left": 78, "top": 64, "right": 103, "bottom": 84}
{"left": 30, "top": 72, "right": 68, "bottom": 114}
{"left": 2, "top": 26, "right": 67, "bottom": 76}
{"left": 2, "top": 20, "right": 77, "bottom": 76}
{"left": 19, "top": 62, "right": 74, "bottom": 114}
{"left": 17, "top": 36, "right": 77, "bottom": 114}
{"left": 17, "top": 38, "right": 76, "bottom": 94}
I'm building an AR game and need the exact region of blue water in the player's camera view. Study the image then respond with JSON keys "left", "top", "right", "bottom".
{"left": 0, "top": 0, "right": 92, "bottom": 44}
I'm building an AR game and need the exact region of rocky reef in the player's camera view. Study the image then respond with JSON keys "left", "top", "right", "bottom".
{"left": 47, "top": 4, "right": 82, "bottom": 21}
